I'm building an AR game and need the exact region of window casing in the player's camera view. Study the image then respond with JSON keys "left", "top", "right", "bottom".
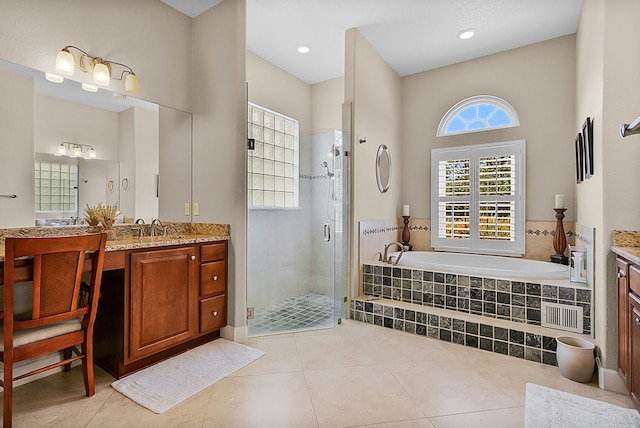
{"left": 248, "top": 103, "right": 299, "bottom": 208}
{"left": 437, "top": 95, "right": 520, "bottom": 136}
{"left": 431, "top": 140, "right": 525, "bottom": 256}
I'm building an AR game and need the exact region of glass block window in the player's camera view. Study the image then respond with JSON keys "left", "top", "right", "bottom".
{"left": 248, "top": 103, "right": 299, "bottom": 208}
{"left": 35, "top": 160, "right": 78, "bottom": 215}
{"left": 437, "top": 95, "right": 520, "bottom": 136}
{"left": 431, "top": 140, "right": 525, "bottom": 256}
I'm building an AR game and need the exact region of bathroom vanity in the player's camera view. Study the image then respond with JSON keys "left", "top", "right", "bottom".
{"left": 613, "top": 245, "right": 640, "bottom": 410}
{"left": 0, "top": 223, "right": 230, "bottom": 379}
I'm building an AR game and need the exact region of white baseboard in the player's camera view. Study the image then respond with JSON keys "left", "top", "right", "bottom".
{"left": 221, "top": 325, "right": 248, "bottom": 343}
{"left": 596, "top": 357, "right": 628, "bottom": 394}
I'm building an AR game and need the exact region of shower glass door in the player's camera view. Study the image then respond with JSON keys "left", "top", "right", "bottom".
{"left": 246, "top": 103, "right": 346, "bottom": 336}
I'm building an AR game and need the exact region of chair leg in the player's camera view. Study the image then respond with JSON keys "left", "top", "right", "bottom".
{"left": 81, "top": 342, "right": 95, "bottom": 397}
{"left": 63, "top": 348, "right": 73, "bottom": 372}
{"left": 4, "top": 358, "right": 13, "bottom": 428}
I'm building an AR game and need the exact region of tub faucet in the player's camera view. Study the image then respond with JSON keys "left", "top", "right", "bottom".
{"left": 383, "top": 241, "right": 407, "bottom": 266}
{"left": 151, "top": 218, "right": 167, "bottom": 237}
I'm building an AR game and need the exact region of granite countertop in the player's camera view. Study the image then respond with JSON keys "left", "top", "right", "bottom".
{"left": 612, "top": 230, "right": 640, "bottom": 264}
{"left": 0, "top": 222, "right": 230, "bottom": 262}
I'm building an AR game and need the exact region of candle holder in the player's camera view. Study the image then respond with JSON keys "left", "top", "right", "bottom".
{"left": 550, "top": 208, "right": 568, "bottom": 264}
{"left": 402, "top": 216, "right": 412, "bottom": 251}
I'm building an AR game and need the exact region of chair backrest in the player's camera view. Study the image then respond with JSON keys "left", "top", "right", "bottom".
{"left": 3, "top": 233, "right": 107, "bottom": 333}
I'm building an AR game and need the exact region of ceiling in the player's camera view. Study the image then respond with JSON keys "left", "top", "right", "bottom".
{"left": 161, "top": 0, "right": 583, "bottom": 85}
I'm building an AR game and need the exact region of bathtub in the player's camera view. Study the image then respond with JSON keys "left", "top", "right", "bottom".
{"left": 393, "top": 251, "right": 570, "bottom": 280}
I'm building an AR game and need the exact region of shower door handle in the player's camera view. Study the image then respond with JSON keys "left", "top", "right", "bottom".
{"left": 324, "top": 223, "right": 331, "bottom": 242}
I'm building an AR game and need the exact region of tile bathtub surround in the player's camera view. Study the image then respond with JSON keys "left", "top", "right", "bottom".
{"left": 362, "top": 263, "right": 592, "bottom": 335}
{"left": 351, "top": 297, "right": 561, "bottom": 366}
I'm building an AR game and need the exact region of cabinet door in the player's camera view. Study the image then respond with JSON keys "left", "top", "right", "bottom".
{"left": 629, "top": 293, "right": 640, "bottom": 409}
{"left": 618, "top": 258, "right": 630, "bottom": 383}
{"left": 129, "top": 247, "right": 197, "bottom": 361}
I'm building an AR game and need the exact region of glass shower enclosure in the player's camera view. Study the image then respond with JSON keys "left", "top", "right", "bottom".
{"left": 246, "top": 120, "right": 346, "bottom": 336}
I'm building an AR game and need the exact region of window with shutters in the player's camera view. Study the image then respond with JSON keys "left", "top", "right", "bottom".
{"left": 431, "top": 140, "right": 525, "bottom": 256}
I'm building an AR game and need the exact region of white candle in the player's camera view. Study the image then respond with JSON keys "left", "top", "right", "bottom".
{"left": 402, "top": 205, "right": 410, "bottom": 216}
{"left": 554, "top": 194, "right": 565, "bottom": 209}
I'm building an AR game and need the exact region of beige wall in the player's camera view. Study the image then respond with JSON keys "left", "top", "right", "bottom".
{"left": 312, "top": 76, "right": 344, "bottom": 134}
{"left": 576, "top": 0, "right": 640, "bottom": 371}
{"left": 192, "top": 0, "right": 247, "bottom": 332}
{"left": 345, "top": 28, "right": 403, "bottom": 298}
{"left": 401, "top": 36, "right": 577, "bottom": 223}
{"left": 0, "top": 0, "right": 192, "bottom": 112}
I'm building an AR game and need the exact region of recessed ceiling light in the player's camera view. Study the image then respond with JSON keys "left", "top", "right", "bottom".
{"left": 297, "top": 45, "right": 311, "bottom": 54}
{"left": 458, "top": 28, "right": 476, "bottom": 40}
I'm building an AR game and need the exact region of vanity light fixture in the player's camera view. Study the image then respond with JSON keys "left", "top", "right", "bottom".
{"left": 81, "top": 83, "right": 98, "bottom": 93}
{"left": 54, "top": 45, "right": 140, "bottom": 94}
{"left": 56, "top": 142, "right": 97, "bottom": 159}
{"left": 457, "top": 28, "right": 476, "bottom": 40}
{"left": 44, "top": 72, "right": 64, "bottom": 83}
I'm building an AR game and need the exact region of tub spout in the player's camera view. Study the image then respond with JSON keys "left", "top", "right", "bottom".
{"left": 383, "top": 241, "right": 407, "bottom": 265}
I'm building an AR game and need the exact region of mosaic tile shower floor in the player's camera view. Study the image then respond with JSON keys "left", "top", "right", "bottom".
{"left": 248, "top": 291, "right": 335, "bottom": 336}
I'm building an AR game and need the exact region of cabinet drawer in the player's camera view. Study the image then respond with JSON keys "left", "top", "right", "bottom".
{"left": 201, "top": 261, "right": 226, "bottom": 296}
{"left": 201, "top": 242, "right": 227, "bottom": 263}
{"left": 630, "top": 264, "right": 640, "bottom": 296}
{"left": 200, "top": 295, "right": 227, "bottom": 332}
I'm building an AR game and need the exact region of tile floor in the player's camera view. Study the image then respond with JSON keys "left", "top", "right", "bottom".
{"left": 249, "top": 291, "right": 336, "bottom": 336}
{"left": 7, "top": 319, "right": 637, "bottom": 427}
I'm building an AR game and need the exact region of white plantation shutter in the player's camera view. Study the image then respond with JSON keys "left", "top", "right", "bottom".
{"left": 431, "top": 140, "right": 525, "bottom": 256}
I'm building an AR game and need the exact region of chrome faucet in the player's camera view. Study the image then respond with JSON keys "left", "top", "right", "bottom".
{"left": 150, "top": 218, "right": 167, "bottom": 237}
{"left": 383, "top": 241, "right": 407, "bottom": 266}
{"left": 134, "top": 218, "right": 145, "bottom": 237}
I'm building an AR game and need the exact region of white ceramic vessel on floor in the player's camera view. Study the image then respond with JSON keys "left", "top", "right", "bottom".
{"left": 556, "top": 336, "right": 595, "bottom": 382}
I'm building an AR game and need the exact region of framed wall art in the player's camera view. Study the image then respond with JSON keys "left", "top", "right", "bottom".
{"left": 575, "top": 133, "right": 584, "bottom": 183}
{"left": 582, "top": 117, "right": 594, "bottom": 178}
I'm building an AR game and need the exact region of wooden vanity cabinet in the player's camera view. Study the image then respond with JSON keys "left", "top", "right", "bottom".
{"left": 94, "top": 240, "right": 228, "bottom": 379}
{"left": 128, "top": 246, "right": 198, "bottom": 361}
{"left": 616, "top": 256, "right": 640, "bottom": 410}
{"left": 199, "top": 242, "right": 228, "bottom": 333}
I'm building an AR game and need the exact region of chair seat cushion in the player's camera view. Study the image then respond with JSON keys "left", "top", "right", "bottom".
{"left": 0, "top": 318, "right": 82, "bottom": 347}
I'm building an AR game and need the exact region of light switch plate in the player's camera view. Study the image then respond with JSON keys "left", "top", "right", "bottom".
{"left": 184, "top": 203, "right": 190, "bottom": 215}
{"left": 193, "top": 203, "right": 199, "bottom": 216}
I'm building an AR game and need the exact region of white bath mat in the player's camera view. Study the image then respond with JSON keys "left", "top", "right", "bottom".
{"left": 111, "top": 339, "right": 264, "bottom": 414}
{"left": 525, "top": 383, "right": 640, "bottom": 427}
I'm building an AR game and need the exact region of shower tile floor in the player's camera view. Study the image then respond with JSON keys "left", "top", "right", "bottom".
{"left": 249, "top": 291, "right": 335, "bottom": 336}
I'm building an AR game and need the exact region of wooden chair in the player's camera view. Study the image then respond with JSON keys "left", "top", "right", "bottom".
{"left": 1, "top": 232, "right": 107, "bottom": 427}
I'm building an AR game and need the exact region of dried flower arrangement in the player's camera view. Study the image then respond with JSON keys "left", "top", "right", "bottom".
{"left": 84, "top": 203, "right": 119, "bottom": 229}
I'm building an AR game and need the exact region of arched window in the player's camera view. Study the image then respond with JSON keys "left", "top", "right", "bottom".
{"left": 437, "top": 95, "right": 520, "bottom": 136}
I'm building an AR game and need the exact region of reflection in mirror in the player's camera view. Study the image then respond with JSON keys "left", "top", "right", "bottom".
{"left": 376, "top": 144, "right": 391, "bottom": 193}
{"left": 0, "top": 58, "right": 192, "bottom": 228}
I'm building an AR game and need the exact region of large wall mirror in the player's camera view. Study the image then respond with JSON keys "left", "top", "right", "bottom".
{"left": 0, "top": 59, "right": 192, "bottom": 228}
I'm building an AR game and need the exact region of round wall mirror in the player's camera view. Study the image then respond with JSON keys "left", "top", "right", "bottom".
{"left": 376, "top": 144, "right": 391, "bottom": 193}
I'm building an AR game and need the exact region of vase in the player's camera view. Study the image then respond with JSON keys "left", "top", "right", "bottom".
{"left": 556, "top": 336, "right": 595, "bottom": 383}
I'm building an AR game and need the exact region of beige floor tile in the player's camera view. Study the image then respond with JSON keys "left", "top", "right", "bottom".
{"left": 388, "top": 358, "right": 519, "bottom": 417}
{"left": 203, "top": 371, "right": 318, "bottom": 428}
{"left": 294, "top": 330, "right": 380, "bottom": 370}
{"left": 232, "top": 335, "right": 303, "bottom": 376}
{"left": 353, "top": 419, "right": 436, "bottom": 428}
{"left": 304, "top": 364, "right": 426, "bottom": 428}
{"left": 430, "top": 407, "right": 525, "bottom": 428}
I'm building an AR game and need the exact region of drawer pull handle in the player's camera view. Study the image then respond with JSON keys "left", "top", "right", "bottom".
{"left": 212, "top": 311, "right": 218, "bottom": 316}
{"left": 212, "top": 275, "right": 218, "bottom": 281}
{"left": 190, "top": 255, "right": 196, "bottom": 261}
{"left": 636, "top": 317, "right": 640, "bottom": 327}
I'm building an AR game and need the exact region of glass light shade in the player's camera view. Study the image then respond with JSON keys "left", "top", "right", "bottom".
{"left": 82, "top": 83, "right": 98, "bottom": 93}
{"left": 57, "top": 143, "right": 67, "bottom": 156}
{"left": 93, "top": 62, "right": 111, "bottom": 86}
{"left": 88, "top": 147, "right": 97, "bottom": 159}
{"left": 55, "top": 49, "right": 76, "bottom": 75}
{"left": 125, "top": 73, "right": 140, "bottom": 94}
{"left": 71, "top": 145, "right": 82, "bottom": 157}
{"left": 45, "top": 73, "right": 64, "bottom": 83}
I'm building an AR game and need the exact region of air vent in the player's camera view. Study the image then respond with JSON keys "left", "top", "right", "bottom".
{"left": 541, "top": 302, "right": 583, "bottom": 333}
